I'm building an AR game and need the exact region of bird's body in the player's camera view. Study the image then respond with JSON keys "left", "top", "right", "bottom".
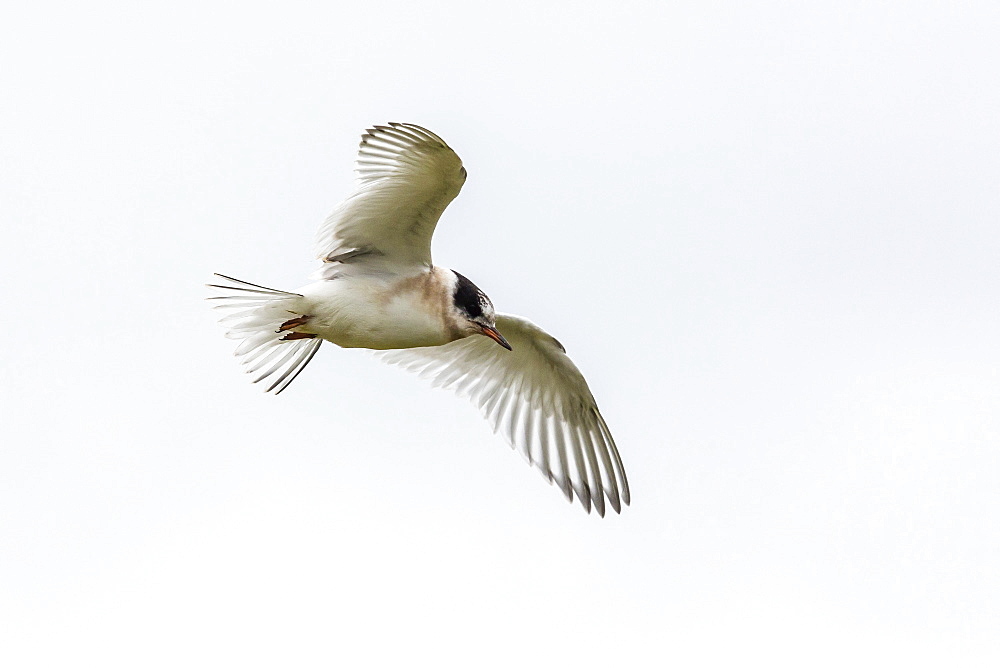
{"left": 295, "top": 267, "right": 463, "bottom": 350}
{"left": 210, "top": 123, "right": 629, "bottom": 516}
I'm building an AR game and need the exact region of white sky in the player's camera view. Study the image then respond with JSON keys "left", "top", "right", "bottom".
{"left": 2, "top": 1, "right": 998, "bottom": 665}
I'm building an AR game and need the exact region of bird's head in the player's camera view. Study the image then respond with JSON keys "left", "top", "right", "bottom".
{"left": 449, "top": 270, "right": 512, "bottom": 350}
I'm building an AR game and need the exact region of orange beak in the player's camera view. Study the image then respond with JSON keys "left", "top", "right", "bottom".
{"left": 480, "top": 325, "right": 512, "bottom": 350}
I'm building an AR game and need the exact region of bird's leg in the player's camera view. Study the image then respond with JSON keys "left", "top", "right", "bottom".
{"left": 280, "top": 331, "right": 317, "bottom": 341}
{"left": 277, "top": 315, "right": 312, "bottom": 331}
{"left": 277, "top": 314, "right": 316, "bottom": 340}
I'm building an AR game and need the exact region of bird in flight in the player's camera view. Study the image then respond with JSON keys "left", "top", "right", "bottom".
{"left": 209, "top": 123, "right": 629, "bottom": 515}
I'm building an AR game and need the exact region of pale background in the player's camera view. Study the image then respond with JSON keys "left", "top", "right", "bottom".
{"left": 2, "top": 1, "right": 998, "bottom": 665}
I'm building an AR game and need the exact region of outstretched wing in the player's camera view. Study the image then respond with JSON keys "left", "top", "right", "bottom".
{"left": 316, "top": 123, "right": 467, "bottom": 274}
{"left": 377, "top": 314, "right": 630, "bottom": 516}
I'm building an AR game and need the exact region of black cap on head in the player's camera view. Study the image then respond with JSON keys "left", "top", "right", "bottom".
{"left": 451, "top": 270, "right": 490, "bottom": 321}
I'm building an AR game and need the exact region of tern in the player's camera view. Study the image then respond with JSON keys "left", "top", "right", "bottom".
{"left": 209, "top": 123, "right": 629, "bottom": 515}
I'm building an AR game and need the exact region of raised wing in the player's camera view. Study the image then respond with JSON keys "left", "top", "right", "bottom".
{"left": 378, "top": 314, "right": 630, "bottom": 516}
{"left": 315, "top": 123, "right": 467, "bottom": 274}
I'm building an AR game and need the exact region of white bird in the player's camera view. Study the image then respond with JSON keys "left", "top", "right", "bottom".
{"left": 209, "top": 123, "right": 629, "bottom": 515}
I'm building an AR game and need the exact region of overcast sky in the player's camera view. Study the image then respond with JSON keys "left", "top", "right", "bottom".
{"left": 2, "top": 1, "right": 998, "bottom": 665}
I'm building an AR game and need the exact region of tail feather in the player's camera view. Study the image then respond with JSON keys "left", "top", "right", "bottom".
{"left": 207, "top": 274, "right": 322, "bottom": 394}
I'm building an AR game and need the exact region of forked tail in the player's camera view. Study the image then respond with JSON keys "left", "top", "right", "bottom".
{"left": 207, "top": 274, "right": 322, "bottom": 394}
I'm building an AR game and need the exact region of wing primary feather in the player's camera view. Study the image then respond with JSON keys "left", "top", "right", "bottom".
{"left": 558, "top": 420, "right": 591, "bottom": 512}
{"left": 487, "top": 380, "right": 516, "bottom": 434}
{"left": 503, "top": 399, "right": 525, "bottom": 458}
{"left": 533, "top": 407, "right": 551, "bottom": 483}
{"left": 597, "top": 412, "right": 630, "bottom": 506}
{"left": 577, "top": 423, "right": 606, "bottom": 517}
{"left": 363, "top": 136, "right": 415, "bottom": 153}
{"left": 365, "top": 136, "right": 411, "bottom": 152}
{"left": 358, "top": 146, "right": 404, "bottom": 160}
{"left": 353, "top": 160, "right": 398, "bottom": 168}
{"left": 394, "top": 123, "right": 445, "bottom": 144}
{"left": 475, "top": 380, "right": 504, "bottom": 413}
{"left": 522, "top": 382, "right": 546, "bottom": 468}
{"left": 453, "top": 371, "right": 485, "bottom": 399}
{"left": 500, "top": 371, "right": 530, "bottom": 456}
{"left": 362, "top": 133, "right": 411, "bottom": 150}
{"left": 359, "top": 141, "right": 423, "bottom": 161}
{"left": 381, "top": 124, "right": 426, "bottom": 143}
{"left": 386, "top": 121, "right": 426, "bottom": 136}
{"left": 355, "top": 158, "right": 401, "bottom": 167}
{"left": 431, "top": 362, "right": 469, "bottom": 390}
{"left": 371, "top": 128, "right": 423, "bottom": 146}
{"left": 546, "top": 415, "right": 573, "bottom": 501}
{"left": 589, "top": 413, "right": 622, "bottom": 513}
{"left": 521, "top": 403, "right": 537, "bottom": 466}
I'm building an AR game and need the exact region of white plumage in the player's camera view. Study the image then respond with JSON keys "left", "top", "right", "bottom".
{"left": 314, "top": 123, "right": 466, "bottom": 276}
{"left": 209, "top": 122, "right": 629, "bottom": 516}
{"left": 378, "top": 314, "right": 629, "bottom": 516}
